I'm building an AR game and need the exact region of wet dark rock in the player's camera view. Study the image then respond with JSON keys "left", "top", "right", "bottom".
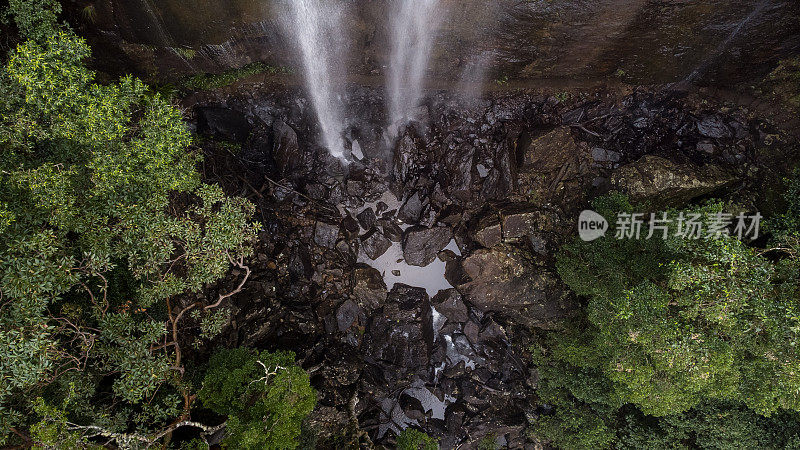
{"left": 341, "top": 214, "right": 360, "bottom": 236}
{"left": 438, "top": 249, "right": 458, "bottom": 262}
{"left": 697, "top": 140, "right": 716, "bottom": 154}
{"left": 432, "top": 289, "right": 469, "bottom": 324}
{"left": 380, "top": 219, "right": 404, "bottom": 242}
{"left": 357, "top": 207, "right": 377, "bottom": 230}
{"left": 288, "top": 246, "right": 313, "bottom": 281}
{"left": 347, "top": 180, "right": 366, "bottom": 197}
{"left": 697, "top": 115, "right": 731, "bottom": 139}
{"left": 403, "top": 226, "right": 453, "bottom": 267}
{"left": 445, "top": 257, "right": 472, "bottom": 287}
{"left": 591, "top": 147, "right": 622, "bottom": 168}
{"left": 364, "top": 284, "right": 431, "bottom": 380}
{"left": 376, "top": 201, "right": 389, "bottom": 215}
{"left": 442, "top": 144, "right": 476, "bottom": 201}
{"left": 501, "top": 205, "right": 560, "bottom": 241}
{"left": 337, "top": 299, "right": 362, "bottom": 332}
{"left": 361, "top": 228, "right": 392, "bottom": 260}
{"left": 352, "top": 265, "right": 386, "bottom": 310}
{"left": 398, "top": 192, "right": 425, "bottom": 224}
{"left": 454, "top": 244, "right": 577, "bottom": 328}
{"left": 611, "top": 155, "right": 735, "bottom": 205}
{"left": 516, "top": 126, "right": 593, "bottom": 205}
{"left": 272, "top": 119, "right": 302, "bottom": 176}
{"left": 470, "top": 214, "right": 502, "bottom": 248}
{"left": 197, "top": 107, "right": 251, "bottom": 142}
{"left": 314, "top": 221, "right": 340, "bottom": 249}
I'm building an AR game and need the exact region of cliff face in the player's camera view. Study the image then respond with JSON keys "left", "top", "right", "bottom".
{"left": 84, "top": 0, "right": 799, "bottom": 86}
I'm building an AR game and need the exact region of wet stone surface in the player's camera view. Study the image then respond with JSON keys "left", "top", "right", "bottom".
{"left": 186, "top": 82, "right": 795, "bottom": 448}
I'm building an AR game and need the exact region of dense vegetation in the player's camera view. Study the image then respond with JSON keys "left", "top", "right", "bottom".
{"left": 535, "top": 189, "right": 800, "bottom": 449}
{"left": 0, "top": 2, "right": 315, "bottom": 448}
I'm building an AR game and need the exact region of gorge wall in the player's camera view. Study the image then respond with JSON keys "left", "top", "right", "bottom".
{"left": 83, "top": 0, "right": 799, "bottom": 87}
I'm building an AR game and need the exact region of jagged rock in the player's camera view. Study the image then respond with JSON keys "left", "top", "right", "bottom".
{"left": 697, "top": 115, "right": 731, "bottom": 139}
{"left": 361, "top": 228, "right": 392, "bottom": 260}
{"left": 337, "top": 299, "right": 361, "bottom": 331}
{"left": 442, "top": 144, "right": 476, "bottom": 200}
{"left": 197, "top": 107, "right": 251, "bottom": 142}
{"left": 516, "top": 127, "right": 592, "bottom": 204}
{"left": 403, "top": 226, "right": 453, "bottom": 267}
{"left": 357, "top": 207, "right": 377, "bottom": 230}
{"left": 470, "top": 214, "right": 502, "bottom": 248}
{"left": 314, "top": 221, "right": 340, "bottom": 249}
{"left": 341, "top": 214, "right": 360, "bottom": 236}
{"left": 364, "top": 284, "right": 431, "bottom": 380}
{"left": 500, "top": 205, "right": 559, "bottom": 241}
{"left": 432, "top": 289, "right": 469, "bottom": 323}
{"left": 380, "top": 220, "right": 404, "bottom": 242}
{"left": 398, "top": 192, "right": 425, "bottom": 224}
{"left": 438, "top": 249, "right": 458, "bottom": 262}
{"left": 611, "top": 155, "right": 735, "bottom": 205}
{"left": 453, "top": 244, "right": 577, "bottom": 328}
{"left": 352, "top": 265, "right": 386, "bottom": 310}
{"left": 591, "top": 147, "right": 621, "bottom": 167}
{"left": 272, "top": 119, "right": 302, "bottom": 175}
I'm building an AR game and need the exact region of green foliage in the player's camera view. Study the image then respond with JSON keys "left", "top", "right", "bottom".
{"left": 554, "top": 196, "right": 799, "bottom": 416}
{"left": 765, "top": 57, "right": 800, "bottom": 109}
{"left": 397, "top": 428, "right": 438, "bottom": 450}
{"left": 5, "top": 0, "right": 61, "bottom": 43}
{"left": 477, "top": 434, "right": 499, "bottom": 450}
{"left": 182, "top": 62, "right": 292, "bottom": 91}
{"left": 199, "top": 348, "right": 316, "bottom": 450}
{"left": 535, "top": 193, "right": 800, "bottom": 449}
{"left": 769, "top": 168, "right": 800, "bottom": 243}
{"left": 0, "top": 30, "right": 259, "bottom": 447}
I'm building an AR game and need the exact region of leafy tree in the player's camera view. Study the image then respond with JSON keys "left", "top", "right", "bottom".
{"left": 0, "top": 29, "right": 261, "bottom": 447}
{"left": 4, "top": 0, "right": 61, "bottom": 43}
{"left": 534, "top": 193, "right": 800, "bottom": 448}
{"left": 396, "top": 428, "right": 438, "bottom": 450}
{"left": 554, "top": 194, "right": 799, "bottom": 416}
{"left": 198, "top": 348, "right": 317, "bottom": 449}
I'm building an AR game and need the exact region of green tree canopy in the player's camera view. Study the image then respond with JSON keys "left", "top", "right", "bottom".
{"left": 534, "top": 191, "right": 800, "bottom": 448}
{"left": 0, "top": 30, "right": 260, "bottom": 446}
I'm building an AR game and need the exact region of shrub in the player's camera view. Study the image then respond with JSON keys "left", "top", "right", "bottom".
{"left": 199, "top": 348, "right": 317, "bottom": 449}
{"left": 397, "top": 428, "right": 438, "bottom": 450}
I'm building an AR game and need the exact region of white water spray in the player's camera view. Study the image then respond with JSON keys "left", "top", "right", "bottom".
{"left": 283, "top": 0, "right": 347, "bottom": 159}
{"left": 388, "top": 0, "right": 443, "bottom": 128}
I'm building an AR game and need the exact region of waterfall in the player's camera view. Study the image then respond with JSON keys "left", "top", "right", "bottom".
{"left": 388, "top": 0, "right": 443, "bottom": 128}
{"left": 283, "top": 0, "right": 347, "bottom": 159}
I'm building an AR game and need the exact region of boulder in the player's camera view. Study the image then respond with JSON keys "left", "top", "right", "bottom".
{"left": 454, "top": 244, "right": 577, "bottom": 328}
{"left": 197, "top": 107, "right": 251, "bottom": 142}
{"left": 431, "top": 289, "right": 469, "bottom": 324}
{"left": 364, "top": 284, "right": 431, "bottom": 380}
{"left": 352, "top": 265, "right": 387, "bottom": 310}
{"left": 515, "top": 127, "right": 592, "bottom": 204}
{"left": 470, "top": 214, "right": 502, "bottom": 248}
{"left": 357, "top": 207, "right": 377, "bottom": 230}
{"left": 611, "top": 155, "right": 735, "bottom": 205}
{"left": 314, "top": 221, "right": 340, "bottom": 249}
{"left": 398, "top": 192, "right": 425, "bottom": 224}
{"left": 272, "top": 119, "right": 302, "bottom": 175}
{"left": 697, "top": 115, "right": 731, "bottom": 139}
{"left": 361, "top": 228, "right": 392, "bottom": 260}
{"left": 403, "top": 226, "right": 453, "bottom": 267}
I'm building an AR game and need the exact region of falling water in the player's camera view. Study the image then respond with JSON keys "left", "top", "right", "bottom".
{"left": 283, "top": 0, "right": 347, "bottom": 159}
{"left": 388, "top": 0, "right": 443, "bottom": 128}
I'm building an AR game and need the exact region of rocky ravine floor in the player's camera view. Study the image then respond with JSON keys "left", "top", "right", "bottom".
{"left": 174, "top": 82, "right": 797, "bottom": 448}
